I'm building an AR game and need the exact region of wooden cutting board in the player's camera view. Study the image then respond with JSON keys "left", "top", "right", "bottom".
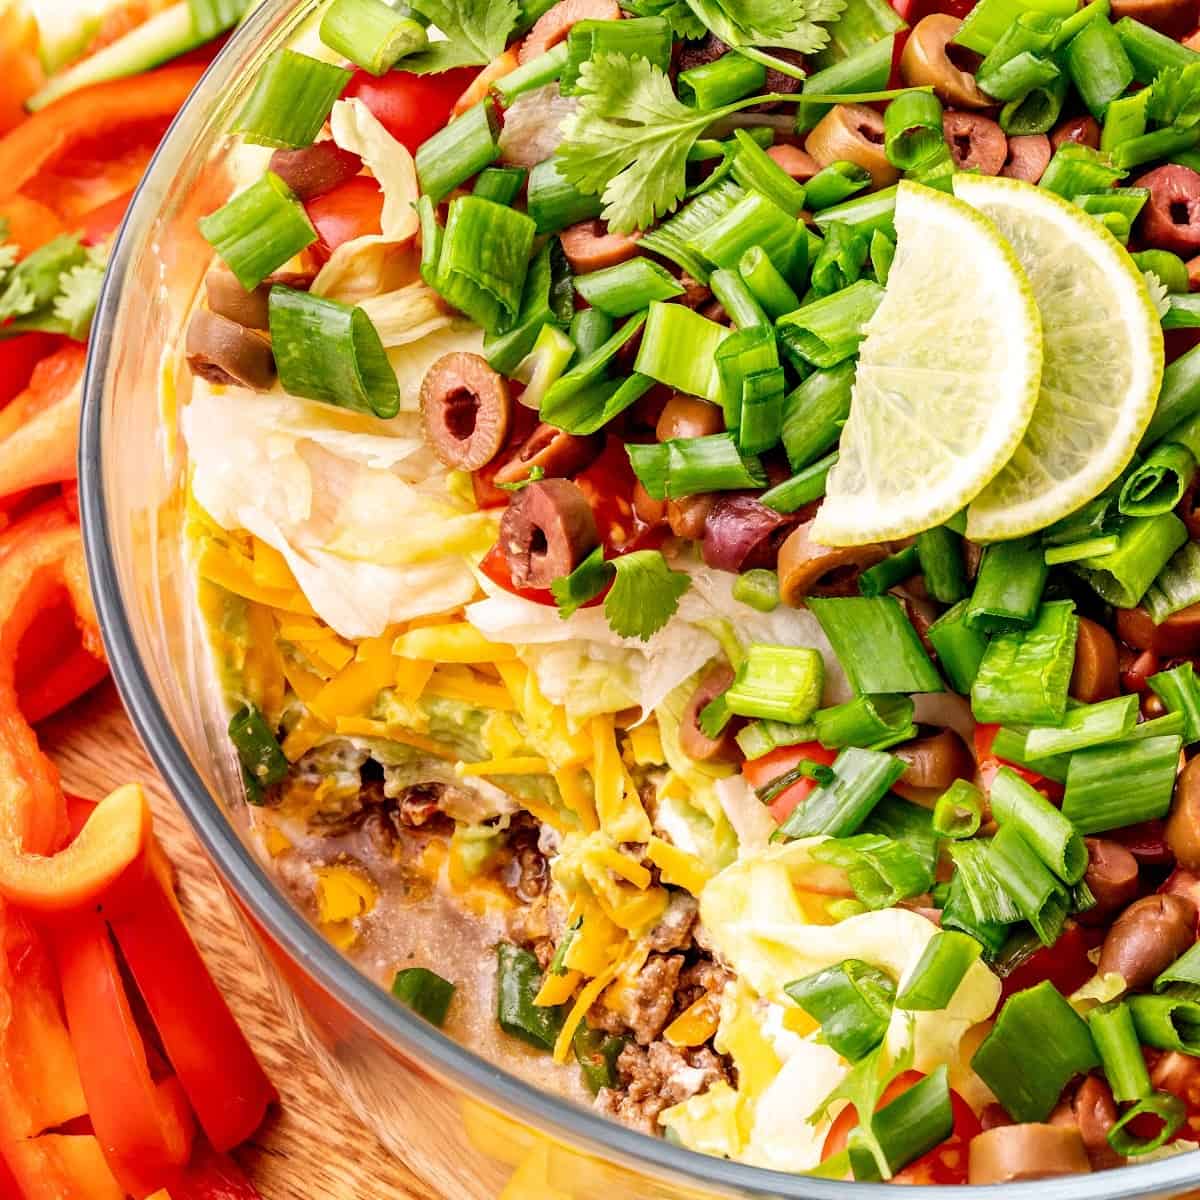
{"left": 40, "top": 682, "right": 442, "bottom": 1200}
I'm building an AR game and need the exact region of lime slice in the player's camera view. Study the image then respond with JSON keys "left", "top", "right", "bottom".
{"left": 812, "top": 181, "right": 1043, "bottom": 547}
{"left": 956, "top": 175, "right": 1164, "bottom": 542}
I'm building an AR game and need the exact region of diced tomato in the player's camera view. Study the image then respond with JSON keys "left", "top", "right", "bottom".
{"left": 973, "top": 723, "right": 1063, "bottom": 801}
{"left": 473, "top": 401, "right": 539, "bottom": 510}
{"left": 343, "top": 67, "right": 480, "bottom": 156}
{"left": 574, "top": 435, "right": 665, "bottom": 557}
{"left": 741, "top": 742, "right": 839, "bottom": 825}
{"left": 478, "top": 543, "right": 554, "bottom": 605}
{"left": 821, "top": 1070, "right": 980, "bottom": 1184}
{"left": 999, "top": 921, "right": 1095, "bottom": 1001}
{"left": 306, "top": 177, "right": 384, "bottom": 261}
{"left": 1150, "top": 1050, "right": 1200, "bottom": 1141}
{"left": 0, "top": 334, "right": 64, "bottom": 407}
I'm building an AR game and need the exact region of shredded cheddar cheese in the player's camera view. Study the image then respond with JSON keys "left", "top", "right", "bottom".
{"left": 646, "top": 837, "right": 712, "bottom": 897}
{"left": 393, "top": 623, "right": 518, "bottom": 663}
{"left": 589, "top": 716, "right": 651, "bottom": 844}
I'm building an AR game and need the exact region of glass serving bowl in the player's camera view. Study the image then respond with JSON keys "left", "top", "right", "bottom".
{"left": 78, "top": 4, "right": 1200, "bottom": 1197}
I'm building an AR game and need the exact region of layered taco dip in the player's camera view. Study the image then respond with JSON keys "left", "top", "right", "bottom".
{"left": 181, "top": 0, "right": 1200, "bottom": 1183}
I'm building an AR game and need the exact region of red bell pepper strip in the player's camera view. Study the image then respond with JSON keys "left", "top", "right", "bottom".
{"left": 0, "top": 504, "right": 147, "bottom": 909}
{"left": 52, "top": 909, "right": 195, "bottom": 1197}
{"left": 0, "top": 194, "right": 66, "bottom": 262}
{"left": 81, "top": 188, "right": 137, "bottom": 246}
{"left": 0, "top": 343, "right": 86, "bottom": 499}
{"left": 3, "top": 1133, "right": 125, "bottom": 1200}
{"left": 0, "top": 13, "right": 43, "bottom": 139}
{"left": 0, "top": 334, "right": 66, "bottom": 408}
{"left": 101, "top": 850, "right": 278, "bottom": 1152}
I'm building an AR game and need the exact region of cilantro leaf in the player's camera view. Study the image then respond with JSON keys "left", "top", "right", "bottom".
{"left": 605, "top": 549, "right": 691, "bottom": 640}
{"left": 0, "top": 235, "right": 87, "bottom": 326}
{"left": 558, "top": 54, "right": 766, "bottom": 232}
{"left": 405, "top": 0, "right": 520, "bottom": 73}
{"left": 53, "top": 245, "right": 107, "bottom": 341}
{"left": 624, "top": 0, "right": 708, "bottom": 40}
{"left": 1147, "top": 64, "right": 1200, "bottom": 130}
{"left": 551, "top": 545, "right": 611, "bottom": 619}
{"left": 685, "top": 0, "right": 845, "bottom": 54}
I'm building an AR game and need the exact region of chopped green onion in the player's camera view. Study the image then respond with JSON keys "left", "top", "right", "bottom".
{"left": 1133, "top": 249, "right": 1190, "bottom": 295}
{"left": 779, "top": 361, "right": 853, "bottom": 471}
{"left": 737, "top": 367, "right": 787, "bottom": 455}
{"left": 574, "top": 258, "right": 682, "bottom": 317}
{"left": 940, "top": 871, "right": 1012, "bottom": 958}
{"left": 733, "top": 569, "right": 780, "bottom": 612}
{"left": 560, "top": 16, "right": 672, "bottom": 94}
{"left": 777, "top": 279, "right": 885, "bottom": 370}
{"left": 1156, "top": 940, "right": 1200, "bottom": 991}
{"left": 725, "top": 644, "right": 824, "bottom": 724}
{"left": 990, "top": 766, "right": 1088, "bottom": 883}
{"left": 915, "top": 526, "right": 967, "bottom": 605}
{"left": 699, "top": 691, "right": 733, "bottom": 739}
{"left": 1024, "top": 694, "right": 1139, "bottom": 759}
{"left": 869, "top": 230, "right": 896, "bottom": 286}
{"left": 416, "top": 194, "right": 442, "bottom": 290}
{"left": 730, "top": 130, "right": 808, "bottom": 219}
{"left": 189, "top": 0, "right": 250, "bottom": 39}
{"left": 639, "top": 180, "right": 743, "bottom": 284}
{"left": 1073, "top": 512, "right": 1188, "bottom": 609}
{"left": 859, "top": 546, "right": 921, "bottom": 598}
{"left": 971, "top": 981, "right": 1100, "bottom": 1121}
{"left": 392, "top": 966, "right": 455, "bottom": 1026}
{"left": 784, "top": 960, "right": 896, "bottom": 1062}
{"left": 928, "top": 600, "right": 989, "bottom": 695}
{"left": 949, "top": 840, "right": 1022, "bottom": 926}
{"left": 432, "top": 195, "right": 536, "bottom": 335}
{"left": 966, "top": 536, "right": 1048, "bottom": 633}
{"left": 1040, "top": 142, "right": 1126, "bottom": 198}
{"left": 810, "top": 220, "right": 869, "bottom": 298}
{"left": 849, "top": 1067, "right": 954, "bottom": 1182}
{"left": 990, "top": 823, "right": 1069, "bottom": 944}
{"left": 816, "top": 830, "right": 932, "bottom": 908}
{"left": 809, "top": 596, "right": 943, "bottom": 695}
{"left": 473, "top": 166, "right": 527, "bottom": 206}
{"left": 1114, "top": 16, "right": 1200, "bottom": 82}
{"left": 814, "top": 694, "right": 916, "bottom": 750}
{"left": 971, "top": 599, "right": 1078, "bottom": 727}
{"left": 795, "top": 36, "right": 896, "bottom": 132}
{"left": 990, "top": 726, "right": 1071, "bottom": 782}
{"left": 805, "top": 161, "right": 874, "bottom": 212}
{"left": 739, "top": 245, "right": 801, "bottom": 320}
{"left": 320, "top": 0, "right": 426, "bottom": 74}
{"left": 1144, "top": 540, "right": 1200, "bottom": 625}
{"left": 979, "top": 51, "right": 1062, "bottom": 102}
{"left": 759, "top": 452, "right": 838, "bottom": 512}
{"left": 1164, "top": 293, "right": 1200, "bottom": 329}
{"left": 736, "top": 718, "right": 818, "bottom": 759}
{"left": 812, "top": 186, "right": 898, "bottom": 240}
{"left": 689, "top": 191, "right": 804, "bottom": 277}
{"left": 933, "top": 779, "right": 983, "bottom": 839}
{"left": 1062, "top": 733, "right": 1183, "bottom": 834}
{"left": 679, "top": 53, "right": 766, "bottom": 108}
{"left": 1143, "top": 339, "right": 1200, "bottom": 446}
{"left": 1128, "top": 711, "right": 1187, "bottom": 740}
{"left": 1108, "top": 1091, "right": 1187, "bottom": 1156}
{"left": 952, "top": 0, "right": 1074, "bottom": 54}
{"left": 1100, "top": 89, "right": 1150, "bottom": 155}
{"left": 978, "top": 9, "right": 1059, "bottom": 71}
{"left": 862, "top": 795, "right": 939, "bottom": 880}
{"left": 513, "top": 323, "right": 575, "bottom": 411}
{"left": 896, "top": 931, "right": 981, "bottom": 1011}
{"left": 493, "top": 43, "right": 569, "bottom": 106}
{"left": 269, "top": 286, "right": 400, "bottom": 418}
{"left": 1089, "top": 1001, "right": 1152, "bottom": 1103}
{"left": 775, "top": 747, "right": 906, "bottom": 840}
{"left": 882, "top": 90, "right": 945, "bottom": 171}
{"left": 198, "top": 172, "right": 316, "bottom": 292}
{"left": 1051, "top": 0, "right": 1107, "bottom": 47}
{"left": 1063, "top": 15, "right": 1134, "bottom": 117}
{"left": 756, "top": 759, "right": 837, "bottom": 805}
{"left": 1074, "top": 187, "right": 1149, "bottom": 229}
{"left": 496, "top": 943, "right": 563, "bottom": 1050}
{"left": 1113, "top": 126, "right": 1200, "bottom": 170}
{"left": 1044, "top": 535, "right": 1120, "bottom": 565}
{"left": 715, "top": 323, "right": 778, "bottom": 429}
{"left": 526, "top": 158, "right": 603, "bottom": 233}
{"left": 1129, "top": 989, "right": 1200, "bottom": 1056}
{"left": 234, "top": 51, "right": 351, "bottom": 149}
{"left": 416, "top": 99, "right": 501, "bottom": 203}
{"left": 542, "top": 314, "right": 646, "bottom": 432}
{"left": 1148, "top": 661, "right": 1200, "bottom": 743}
{"left": 999, "top": 71, "right": 1068, "bottom": 134}
{"left": 627, "top": 432, "right": 766, "bottom": 500}
{"left": 228, "top": 703, "right": 287, "bottom": 797}
{"left": 710, "top": 269, "right": 770, "bottom": 331}
{"left": 483, "top": 240, "right": 569, "bottom": 373}
{"left": 573, "top": 1024, "right": 626, "bottom": 1094}
{"left": 569, "top": 307, "right": 613, "bottom": 359}
{"left": 633, "top": 302, "right": 727, "bottom": 402}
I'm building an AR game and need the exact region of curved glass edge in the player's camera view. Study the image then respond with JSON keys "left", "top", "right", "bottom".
{"left": 76, "top": 3, "right": 1200, "bottom": 1197}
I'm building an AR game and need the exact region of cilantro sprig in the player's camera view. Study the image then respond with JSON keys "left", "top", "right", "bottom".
{"left": 557, "top": 54, "right": 795, "bottom": 232}
{"left": 551, "top": 546, "right": 691, "bottom": 640}
{"left": 624, "top": 0, "right": 708, "bottom": 40}
{"left": 0, "top": 233, "right": 107, "bottom": 342}
{"left": 685, "top": 0, "right": 845, "bottom": 55}
{"left": 405, "top": 0, "right": 519, "bottom": 73}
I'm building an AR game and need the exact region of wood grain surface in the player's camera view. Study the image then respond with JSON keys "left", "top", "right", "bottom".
{"left": 40, "top": 682, "right": 440, "bottom": 1200}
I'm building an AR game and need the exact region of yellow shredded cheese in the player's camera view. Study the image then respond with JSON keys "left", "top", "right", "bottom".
{"left": 589, "top": 716, "right": 651, "bottom": 844}
{"left": 280, "top": 656, "right": 327, "bottom": 707}
{"left": 553, "top": 767, "right": 598, "bottom": 833}
{"left": 553, "top": 956, "right": 624, "bottom": 1063}
{"left": 591, "top": 847, "right": 652, "bottom": 890}
{"left": 334, "top": 718, "right": 455, "bottom": 759}
{"left": 646, "top": 836, "right": 713, "bottom": 897}
{"left": 534, "top": 969, "right": 581, "bottom": 1008}
{"left": 395, "top": 658, "right": 436, "bottom": 698}
{"left": 625, "top": 719, "right": 665, "bottom": 766}
{"left": 563, "top": 900, "right": 624, "bottom": 977}
{"left": 315, "top": 865, "right": 377, "bottom": 924}
{"left": 664, "top": 996, "right": 721, "bottom": 1048}
{"left": 242, "top": 601, "right": 286, "bottom": 723}
{"left": 281, "top": 713, "right": 329, "bottom": 762}
{"left": 309, "top": 655, "right": 397, "bottom": 725}
{"left": 197, "top": 540, "right": 314, "bottom": 615}
{"left": 251, "top": 537, "right": 296, "bottom": 590}
{"left": 393, "top": 623, "right": 518, "bottom": 663}
{"left": 424, "top": 667, "right": 515, "bottom": 711}
{"left": 263, "top": 826, "right": 293, "bottom": 857}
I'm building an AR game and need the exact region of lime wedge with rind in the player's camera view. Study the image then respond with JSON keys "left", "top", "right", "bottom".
{"left": 956, "top": 175, "right": 1164, "bottom": 543}
{"left": 812, "top": 181, "right": 1043, "bottom": 547}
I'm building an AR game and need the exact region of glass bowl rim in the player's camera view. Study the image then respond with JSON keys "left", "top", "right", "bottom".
{"left": 77, "top": 6, "right": 1200, "bottom": 1196}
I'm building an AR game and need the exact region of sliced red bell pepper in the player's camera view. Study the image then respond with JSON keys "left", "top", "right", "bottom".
{"left": 81, "top": 188, "right": 136, "bottom": 246}
{"left": 0, "top": 11, "right": 43, "bottom": 138}
{"left": 741, "top": 741, "right": 839, "bottom": 824}
{"left": 0, "top": 334, "right": 66, "bottom": 408}
{"left": 3, "top": 1133, "right": 125, "bottom": 1200}
{"left": 0, "top": 504, "right": 145, "bottom": 909}
{"left": 101, "top": 852, "right": 278, "bottom": 1152}
{"left": 52, "top": 909, "right": 195, "bottom": 1197}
